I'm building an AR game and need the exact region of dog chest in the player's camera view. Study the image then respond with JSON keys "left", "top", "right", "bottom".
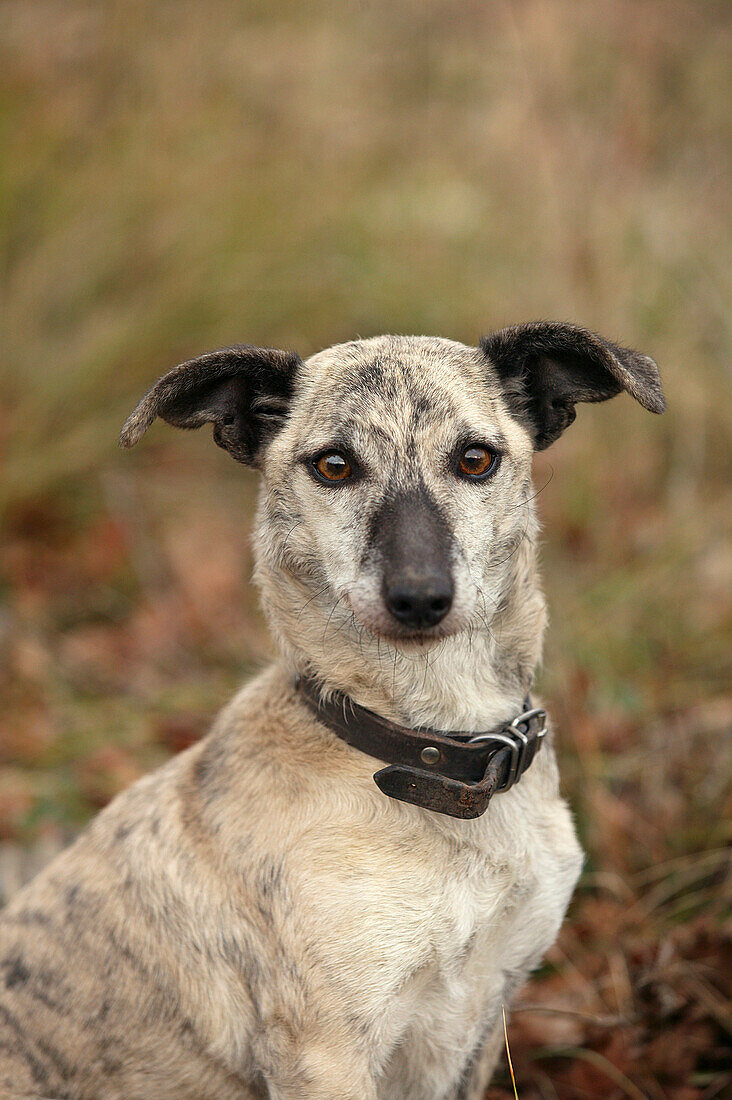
{"left": 383, "top": 835, "right": 578, "bottom": 1084}
{"left": 292, "top": 785, "right": 581, "bottom": 1096}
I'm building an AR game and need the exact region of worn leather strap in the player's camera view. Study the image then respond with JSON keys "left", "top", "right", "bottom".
{"left": 295, "top": 676, "right": 547, "bottom": 819}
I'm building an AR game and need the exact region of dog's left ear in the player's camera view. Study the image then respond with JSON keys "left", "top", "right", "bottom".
{"left": 119, "top": 344, "right": 302, "bottom": 464}
{"left": 481, "top": 322, "right": 665, "bottom": 450}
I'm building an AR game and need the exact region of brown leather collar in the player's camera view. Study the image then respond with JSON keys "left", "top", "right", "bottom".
{"left": 296, "top": 676, "right": 547, "bottom": 819}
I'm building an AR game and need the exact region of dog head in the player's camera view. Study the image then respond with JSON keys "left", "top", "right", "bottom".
{"left": 121, "top": 324, "right": 663, "bottom": 671}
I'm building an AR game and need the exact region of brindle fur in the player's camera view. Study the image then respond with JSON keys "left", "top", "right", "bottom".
{"left": 0, "top": 326, "right": 663, "bottom": 1099}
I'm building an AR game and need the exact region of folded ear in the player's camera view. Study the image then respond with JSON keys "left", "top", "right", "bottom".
{"left": 480, "top": 321, "right": 665, "bottom": 450}
{"left": 119, "top": 344, "right": 302, "bottom": 464}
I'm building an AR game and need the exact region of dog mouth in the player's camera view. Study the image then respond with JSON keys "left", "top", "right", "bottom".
{"left": 373, "top": 629, "right": 446, "bottom": 646}
{"left": 347, "top": 609, "right": 459, "bottom": 647}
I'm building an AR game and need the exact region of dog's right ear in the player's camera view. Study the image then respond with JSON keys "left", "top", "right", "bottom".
{"left": 119, "top": 344, "right": 302, "bottom": 465}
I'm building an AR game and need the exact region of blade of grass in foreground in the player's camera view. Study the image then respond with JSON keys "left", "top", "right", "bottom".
{"left": 502, "top": 1004, "right": 519, "bottom": 1100}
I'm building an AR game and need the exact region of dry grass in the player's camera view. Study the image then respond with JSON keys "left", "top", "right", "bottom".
{"left": 0, "top": 1, "right": 730, "bottom": 1095}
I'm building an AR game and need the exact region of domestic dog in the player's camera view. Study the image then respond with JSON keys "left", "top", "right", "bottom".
{"left": 0, "top": 323, "right": 664, "bottom": 1099}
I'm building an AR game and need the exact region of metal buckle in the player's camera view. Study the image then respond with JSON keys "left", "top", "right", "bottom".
{"left": 511, "top": 707, "right": 547, "bottom": 783}
{"left": 468, "top": 706, "right": 547, "bottom": 793}
{"left": 511, "top": 706, "right": 548, "bottom": 740}
{"left": 467, "top": 730, "right": 521, "bottom": 789}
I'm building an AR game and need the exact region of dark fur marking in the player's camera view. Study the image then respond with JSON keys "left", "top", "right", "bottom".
{"left": 2, "top": 951, "right": 73, "bottom": 1013}
{"left": 0, "top": 1004, "right": 49, "bottom": 1086}
{"left": 35, "top": 1037, "right": 73, "bottom": 1082}
{"left": 217, "top": 933, "right": 244, "bottom": 969}
{"left": 193, "top": 740, "right": 229, "bottom": 805}
{"left": 97, "top": 924, "right": 210, "bottom": 1057}
{"left": 103, "top": 928, "right": 152, "bottom": 982}
{"left": 404, "top": 385, "right": 446, "bottom": 433}
{"left": 176, "top": 1015, "right": 213, "bottom": 1059}
{"left": 9, "top": 907, "right": 51, "bottom": 928}
{"left": 2, "top": 954, "right": 30, "bottom": 990}
{"left": 60, "top": 880, "right": 104, "bottom": 931}
{"left": 22, "top": 981, "right": 61, "bottom": 1013}
{"left": 333, "top": 353, "right": 450, "bottom": 444}
{"left": 258, "top": 859, "right": 283, "bottom": 898}
{"left": 64, "top": 883, "right": 80, "bottom": 910}
{"left": 193, "top": 750, "right": 214, "bottom": 786}
{"left": 342, "top": 357, "right": 388, "bottom": 396}
{"left": 327, "top": 418, "right": 393, "bottom": 452}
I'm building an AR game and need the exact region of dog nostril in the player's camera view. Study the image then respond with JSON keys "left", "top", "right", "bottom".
{"left": 430, "top": 596, "right": 450, "bottom": 615}
{"left": 392, "top": 598, "right": 412, "bottom": 615}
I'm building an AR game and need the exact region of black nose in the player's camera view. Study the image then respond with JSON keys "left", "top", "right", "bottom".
{"left": 385, "top": 581, "right": 453, "bottom": 629}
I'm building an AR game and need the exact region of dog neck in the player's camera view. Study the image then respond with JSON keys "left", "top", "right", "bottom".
{"left": 256, "top": 537, "right": 547, "bottom": 735}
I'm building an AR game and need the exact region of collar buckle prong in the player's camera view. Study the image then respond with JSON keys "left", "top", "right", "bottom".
{"left": 468, "top": 706, "right": 547, "bottom": 793}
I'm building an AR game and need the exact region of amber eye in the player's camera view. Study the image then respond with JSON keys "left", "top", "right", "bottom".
{"left": 458, "top": 445, "right": 499, "bottom": 480}
{"left": 313, "top": 452, "right": 353, "bottom": 483}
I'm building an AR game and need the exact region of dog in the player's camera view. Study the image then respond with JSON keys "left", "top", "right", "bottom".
{"left": 0, "top": 323, "right": 664, "bottom": 1099}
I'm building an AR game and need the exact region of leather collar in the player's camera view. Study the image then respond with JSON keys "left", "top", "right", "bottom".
{"left": 296, "top": 676, "right": 547, "bottom": 819}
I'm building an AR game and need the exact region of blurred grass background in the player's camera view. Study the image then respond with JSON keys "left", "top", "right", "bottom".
{"left": 0, "top": 1, "right": 730, "bottom": 1095}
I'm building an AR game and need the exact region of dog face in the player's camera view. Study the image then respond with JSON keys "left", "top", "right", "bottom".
{"left": 261, "top": 336, "right": 536, "bottom": 643}
{"left": 121, "top": 325, "right": 664, "bottom": 661}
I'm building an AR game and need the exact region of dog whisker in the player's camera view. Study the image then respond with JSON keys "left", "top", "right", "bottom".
{"left": 505, "top": 465, "right": 555, "bottom": 513}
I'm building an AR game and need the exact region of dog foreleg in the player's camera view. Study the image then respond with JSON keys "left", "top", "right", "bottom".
{"left": 453, "top": 1020, "right": 504, "bottom": 1100}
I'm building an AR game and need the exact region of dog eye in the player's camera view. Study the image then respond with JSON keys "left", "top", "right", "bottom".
{"left": 313, "top": 451, "right": 353, "bottom": 483}
{"left": 457, "top": 445, "right": 500, "bottom": 480}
